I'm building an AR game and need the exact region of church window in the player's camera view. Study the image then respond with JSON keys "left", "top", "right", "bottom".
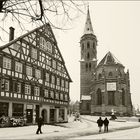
{"left": 98, "top": 73, "right": 102, "bottom": 79}
{"left": 86, "top": 63, "right": 88, "bottom": 71}
{"left": 108, "top": 72, "right": 113, "bottom": 77}
{"left": 87, "top": 42, "right": 90, "bottom": 49}
{"left": 121, "top": 89, "right": 125, "bottom": 105}
{"left": 87, "top": 52, "right": 90, "bottom": 59}
{"left": 89, "top": 63, "right": 91, "bottom": 71}
{"left": 82, "top": 44, "right": 84, "bottom": 50}
{"left": 108, "top": 91, "right": 115, "bottom": 105}
{"left": 97, "top": 88, "right": 102, "bottom": 105}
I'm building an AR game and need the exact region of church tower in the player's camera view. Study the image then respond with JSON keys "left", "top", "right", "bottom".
{"left": 80, "top": 8, "right": 97, "bottom": 115}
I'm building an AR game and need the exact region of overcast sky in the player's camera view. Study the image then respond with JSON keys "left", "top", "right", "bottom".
{"left": 0, "top": 1, "right": 140, "bottom": 109}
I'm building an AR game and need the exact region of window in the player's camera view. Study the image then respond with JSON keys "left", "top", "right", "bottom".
{"left": 44, "top": 89, "right": 49, "bottom": 98}
{"left": 17, "top": 83, "right": 21, "bottom": 93}
{"left": 15, "top": 62, "right": 22, "bottom": 73}
{"left": 3, "top": 57, "right": 11, "bottom": 69}
{"left": 50, "top": 91, "right": 54, "bottom": 99}
{"left": 82, "top": 44, "right": 84, "bottom": 50}
{"left": 55, "top": 92, "right": 59, "bottom": 100}
{"left": 86, "top": 63, "right": 88, "bottom": 71}
{"left": 34, "top": 87, "right": 40, "bottom": 96}
{"left": 60, "top": 93, "right": 63, "bottom": 100}
{"left": 98, "top": 73, "right": 102, "bottom": 79}
{"left": 108, "top": 91, "right": 115, "bottom": 105}
{"left": 65, "top": 94, "right": 68, "bottom": 101}
{"left": 25, "top": 84, "right": 31, "bottom": 94}
{"left": 51, "top": 75, "right": 55, "bottom": 84}
{"left": 108, "top": 72, "right": 113, "bottom": 77}
{"left": 12, "top": 103, "right": 23, "bottom": 116}
{"left": 31, "top": 48, "right": 37, "bottom": 59}
{"left": 89, "top": 63, "right": 91, "bottom": 71}
{"left": 87, "top": 42, "right": 90, "bottom": 49}
{"left": 121, "top": 89, "right": 125, "bottom": 105}
{"left": 52, "top": 60, "right": 56, "bottom": 69}
{"left": 0, "top": 102, "right": 9, "bottom": 117}
{"left": 65, "top": 81, "right": 68, "bottom": 88}
{"left": 87, "top": 52, "right": 90, "bottom": 59}
{"left": 45, "top": 73, "right": 50, "bottom": 82}
{"left": 26, "top": 66, "right": 32, "bottom": 76}
{"left": 35, "top": 69, "right": 41, "bottom": 79}
{"left": 40, "top": 37, "right": 46, "bottom": 49}
{"left": 46, "top": 41, "right": 52, "bottom": 53}
{"left": 97, "top": 88, "right": 102, "bottom": 105}
{"left": 61, "top": 79, "right": 64, "bottom": 87}
{"left": 1, "top": 79, "right": 9, "bottom": 91}
{"left": 57, "top": 77, "right": 60, "bottom": 86}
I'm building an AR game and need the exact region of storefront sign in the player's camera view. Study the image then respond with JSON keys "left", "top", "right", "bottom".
{"left": 107, "top": 82, "right": 116, "bottom": 91}
{"left": 27, "top": 104, "right": 33, "bottom": 109}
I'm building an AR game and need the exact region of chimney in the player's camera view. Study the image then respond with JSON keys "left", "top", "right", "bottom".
{"left": 9, "top": 27, "right": 15, "bottom": 41}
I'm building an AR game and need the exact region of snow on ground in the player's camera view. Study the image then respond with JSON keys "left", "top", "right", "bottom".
{"left": 0, "top": 115, "right": 140, "bottom": 140}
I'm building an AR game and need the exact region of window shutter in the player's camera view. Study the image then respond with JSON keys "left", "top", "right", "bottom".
{"left": 31, "top": 85, "right": 34, "bottom": 96}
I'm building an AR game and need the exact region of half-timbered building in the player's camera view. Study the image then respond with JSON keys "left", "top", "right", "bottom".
{"left": 0, "top": 23, "right": 72, "bottom": 124}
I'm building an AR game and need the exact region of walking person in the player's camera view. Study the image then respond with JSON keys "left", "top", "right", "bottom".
{"left": 97, "top": 117, "right": 103, "bottom": 133}
{"left": 36, "top": 116, "right": 44, "bottom": 134}
{"left": 103, "top": 117, "right": 109, "bottom": 132}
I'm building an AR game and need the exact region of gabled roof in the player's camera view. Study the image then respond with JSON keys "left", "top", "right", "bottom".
{"left": 97, "top": 51, "right": 124, "bottom": 67}
{"left": 0, "top": 23, "right": 72, "bottom": 82}
{"left": 83, "top": 7, "right": 94, "bottom": 35}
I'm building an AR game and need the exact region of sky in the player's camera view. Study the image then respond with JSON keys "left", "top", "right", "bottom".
{"left": 0, "top": 1, "right": 140, "bottom": 108}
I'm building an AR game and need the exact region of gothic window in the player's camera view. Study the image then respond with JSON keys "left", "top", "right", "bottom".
{"left": 86, "top": 63, "right": 88, "bottom": 71}
{"left": 3, "top": 57, "right": 11, "bottom": 69}
{"left": 98, "top": 73, "right": 102, "bottom": 79}
{"left": 87, "top": 52, "right": 90, "bottom": 59}
{"left": 97, "top": 88, "right": 102, "bottom": 105}
{"left": 108, "top": 91, "right": 115, "bottom": 105}
{"left": 121, "top": 89, "right": 125, "bottom": 105}
{"left": 89, "top": 63, "right": 91, "bottom": 71}
{"left": 82, "top": 44, "right": 84, "bottom": 50}
{"left": 108, "top": 72, "right": 113, "bottom": 77}
{"left": 87, "top": 42, "right": 90, "bottom": 49}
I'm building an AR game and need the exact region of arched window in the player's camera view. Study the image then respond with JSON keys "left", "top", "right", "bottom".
{"left": 86, "top": 63, "right": 88, "bottom": 71}
{"left": 121, "top": 88, "right": 125, "bottom": 105}
{"left": 89, "top": 63, "right": 91, "bottom": 71}
{"left": 82, "top": 44, "right": 84, "bottom": 50}
{"left": 97, "top": 88, "right": 102, "bottom": 105}
{"left": 108, "top": 72, "right": 113, "bottom": 77}
{"left": 98, "top": 73, "right": 102, "bottom": 79}
{"left": 87, "top": 42, "right": 90, "bottom": 49}
{"left": 87, "top": 52, "right": 90, "bottom": 59}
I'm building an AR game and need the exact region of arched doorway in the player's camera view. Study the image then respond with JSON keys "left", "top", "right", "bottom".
{"left": 41, "top": 109, "right": 47, "bottom": 123}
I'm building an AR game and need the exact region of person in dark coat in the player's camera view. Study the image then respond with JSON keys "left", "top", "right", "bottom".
{"left": 36, "top": 117, "right": 44, "bottom": 134}
{"left": 103, "top": 117, "right": 109, "bottom": 132}
{"left": 97, "top": 117, "right": 103, "bottom": 132}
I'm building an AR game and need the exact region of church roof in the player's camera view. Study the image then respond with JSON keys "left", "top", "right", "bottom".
{"left": 83, "top": 7, "right": 94, "bottom": 35}
{"left": 97, "top": 51, "right": 124, "bottom": 67}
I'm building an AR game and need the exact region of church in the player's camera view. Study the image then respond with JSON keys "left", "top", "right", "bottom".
{"left": 80, "top": 8, "right": 133, "bottom": 116}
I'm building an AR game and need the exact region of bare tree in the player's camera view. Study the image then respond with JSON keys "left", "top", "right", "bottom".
{"left": 0, "top": 0, "right": 86, "bottom": 41}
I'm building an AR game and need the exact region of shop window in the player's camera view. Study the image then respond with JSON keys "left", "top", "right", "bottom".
{"left": 0, "top": 102, "right": 9, "bottom": 117}
{"left": 59, "top": 109, "right": 64, "bottom": 122}
{"left": 12, "top": 103, "right": 23, "bottom": 117}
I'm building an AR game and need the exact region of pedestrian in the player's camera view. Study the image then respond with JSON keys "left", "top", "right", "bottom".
{"left": 97, "top": 117, "right": 103, "bottom": 133}
{"left": 103, "top": 117, "right": 109, "bottom": 132}
{"left": 36, "top": 116, "right": 44, "bottom": 134}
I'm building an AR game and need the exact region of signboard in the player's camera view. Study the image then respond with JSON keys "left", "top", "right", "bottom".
{"left": 81, "top": 95, "right": 91, "bottom": 100}
{"left": 27, "top": 104, "right": 33, "bottom": 109}
{"left": 107, "top": 82, "right": 116, "bottom": 91}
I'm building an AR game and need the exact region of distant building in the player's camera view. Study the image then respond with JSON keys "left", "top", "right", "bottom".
{"left": 0, "top": 24, "right": 72, "bottom": 124}
{"left": 80, "top": 8, "right": 132, "bottom": 116}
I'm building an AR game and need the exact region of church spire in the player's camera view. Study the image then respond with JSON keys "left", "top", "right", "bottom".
{"left": 83, "top": 7, "right": 94, "bottom": 35}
